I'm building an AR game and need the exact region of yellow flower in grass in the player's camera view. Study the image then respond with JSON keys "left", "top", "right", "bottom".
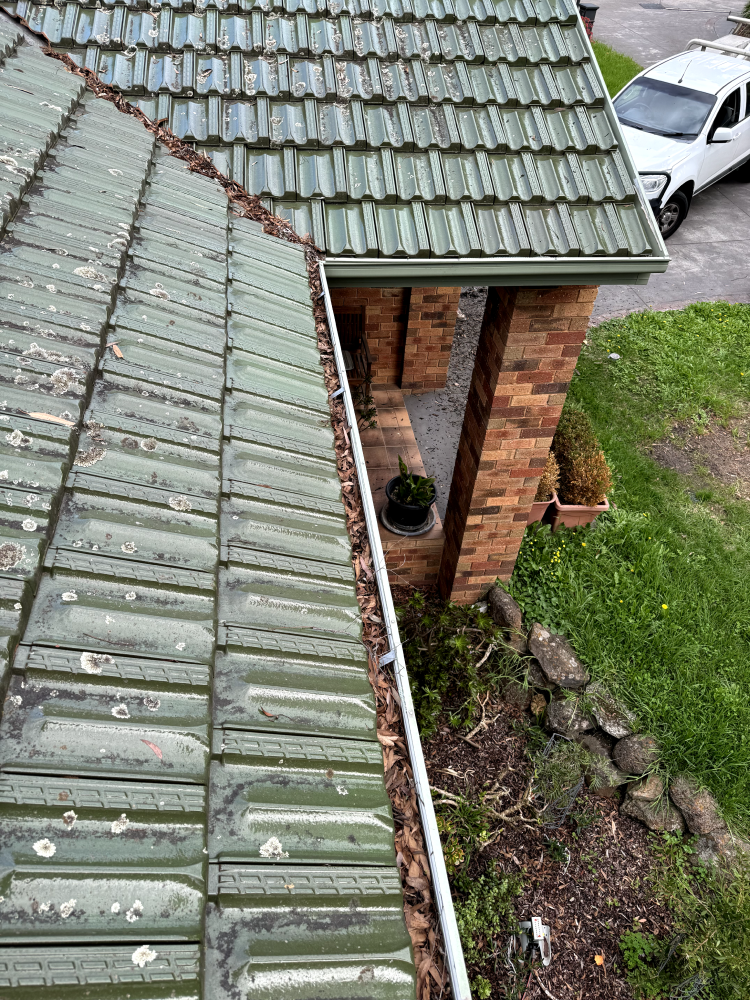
{"left": 662, "top": 604, "right": 668, "bottom": 610}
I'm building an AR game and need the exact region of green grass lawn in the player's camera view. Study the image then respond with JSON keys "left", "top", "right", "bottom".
{"left": 593, "top": 40, "right": 642, "bottom": 97}
{"left": 509, "top": 303, "right": 750, "bottom": 829}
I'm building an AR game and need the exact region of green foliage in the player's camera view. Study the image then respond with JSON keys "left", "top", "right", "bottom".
{"left": 592, "top": 40, "right": 642, "bottom": 97}
{"left": 613, "top": 834, "right": 750, "bottom": 998}
{"left": 651, "top": 833, "right": 750, "bottom": 997}
{"left": 618, "top": 927, "right": 665, "bottom": 998}
{"left": 394, "top": 455, "right": 435, "bottom": 507}
{"left": 543, "top": 837, "right": 569, "bottom": 863}
{"left": 453, "top": 863, "right": 523, "bottom": 967}
{"left": 532, "top": 732, "right": 605, "bottom": 806}
{"left": 434, "top": 790, "right": 494, "bottom": 870}
{"left": 352, "top": 378, "right": 377, "bottom": 429}
{"left": 397, "top": 590, "right": 515, "bottom": 738}
{"left": 509, "top": 303, "right": 750, "bottom": 826}
{"left": 471, "top": 976, "right": 492, "bottom": 999}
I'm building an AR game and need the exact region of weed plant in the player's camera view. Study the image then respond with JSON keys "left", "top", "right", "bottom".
{"left": 396, "top": 591, "right": 516, "bottom": 737}
{"left": 510, "top": 303, "right": 750, "bottom": 826}
{"left": 617, "top": 833, "right": 750, "bottom": 998}
{"left": 453, "top": 863, "right": 523, "bottom": 967}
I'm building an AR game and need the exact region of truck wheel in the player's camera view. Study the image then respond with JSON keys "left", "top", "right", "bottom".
{"left": 657, "top": 191, "right": 689, "bottom": 239}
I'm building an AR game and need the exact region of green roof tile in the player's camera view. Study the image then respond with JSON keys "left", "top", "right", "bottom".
{"left": 2, "top": 0, "right": 667, "bottom": 280}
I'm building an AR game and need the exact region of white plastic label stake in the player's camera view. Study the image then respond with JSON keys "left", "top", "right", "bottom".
{"left": 532, "top": 916, "right": 545, "bottom": 941}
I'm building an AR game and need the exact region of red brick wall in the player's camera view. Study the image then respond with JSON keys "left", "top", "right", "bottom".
{"left": 438, "top": 285, "right": 598, "bottom": 603}
{"left": 383, "top": 530, "right": 444, "bottom": 590}
{"left": 331, "top": 287, "right": 409, "bottom": 385}
{"left": 402, "top": 287, "right": 461, "bottom": 394}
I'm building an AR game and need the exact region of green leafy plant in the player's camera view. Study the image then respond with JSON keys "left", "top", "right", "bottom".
{"left": 619, "top": 926, "right": 663, "bottom": 972}
{"left": 543, "top": 836, "right": 569, "bottom": 863}
{"left": 397, "top": 591, "right": 516, "bottom": 737}
{"left": 352, "top": 377, "right": 377, "bottom": 429}
{"left": 433, "top": 790, "right": 494, "bottom": 869}
{"left": 453, "top": 863, "right": 523, "bottom": 967}
{"left": 648, "top": 833, "right": 750, "bottom": 997}
{"left": 553, "top": 405, "right": 612, "bottom": 506}
{"left": 394, "top": 455, "right": 435, "bottom": 507}
{"left": 471, "top": 975, "right": 492, "bottom": 999}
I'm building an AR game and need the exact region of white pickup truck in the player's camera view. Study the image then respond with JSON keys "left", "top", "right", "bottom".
{"left": 613, "top": 23, "right": 750, "bottom": 238}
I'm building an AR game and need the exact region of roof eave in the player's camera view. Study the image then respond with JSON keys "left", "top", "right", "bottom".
{"left": 323, "top": 253, "right": 671, "bottom": 288}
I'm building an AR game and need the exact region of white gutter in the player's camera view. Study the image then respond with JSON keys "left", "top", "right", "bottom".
{"left": 318, "top": 261, "right": 472, "bottom": 1000}
{"left": 321, "top": 253, "right": 669, "bottom": 288}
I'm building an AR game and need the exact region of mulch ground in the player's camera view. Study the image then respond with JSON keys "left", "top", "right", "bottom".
{"left": 423, "top": 699, "right": 673, "bottom": 1000}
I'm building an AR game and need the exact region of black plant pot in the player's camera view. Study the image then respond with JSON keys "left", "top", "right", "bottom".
{"left": 385, "top": 477, "right": 436, "bottom": 532}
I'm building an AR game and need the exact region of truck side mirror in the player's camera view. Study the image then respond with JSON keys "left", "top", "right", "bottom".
{"left": 711, "top": 127, "right": 734, "bottom": 143}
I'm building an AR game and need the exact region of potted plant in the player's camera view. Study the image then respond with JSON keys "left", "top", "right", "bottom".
{"left": 384, "top": 456, "right": 436, "bottom": 532}
{"left": 549, "top": 406, "right": 612, "bottom": 531}
{"left": 528, "top": 451, "right": 559, "bottom": 525}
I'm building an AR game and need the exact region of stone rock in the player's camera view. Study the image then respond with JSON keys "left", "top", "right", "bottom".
{"left": 578, "top": 733, "right": 614, "bottom": 758}
{"left": 669, "top": 774, "right": 726, "bottom": 836}
{"left": 691, "top": 830, "right": 750, "bottom": 867}
{"left": 621, "top": 796, "right": 686, "bottom": 833}
{"left": 526, "top": 660, "right": 550, "bottom": 690}
{"left": 546, "top": 697, "right": 594, "bottom": 735}
{"left": 613, "top": 734, "right": 659, "bottom": 776}
{"left": 528, "top": 624, "right": 589, "bottom": 689}
{"left": 503, "top": 679, "right": 532, "bottom": 711}
{"left": 488, "top": 586, "right": 528, "bottom": 654}
{"left": 488, "top": 586, "right": 523, "bottom": 631}
{"left": 628, "top": 773, "right": 664, "bottom": 804}
{"left": 587, "top": 682, "right": 635, "bottom": 739}
{"left": 578, "top": 733, "right": 627, "bottom": 790}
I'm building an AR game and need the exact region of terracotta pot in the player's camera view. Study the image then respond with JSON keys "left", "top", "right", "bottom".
{"left": 527, "top": 499, "right": 553, "bottom": 525}
{"left": 549, "top": 492, "right": 610, "bottom": 532}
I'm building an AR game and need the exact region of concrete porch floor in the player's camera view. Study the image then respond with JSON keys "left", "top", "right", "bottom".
{"left": 360, "top": 386, "right": 445, "bottom": 589}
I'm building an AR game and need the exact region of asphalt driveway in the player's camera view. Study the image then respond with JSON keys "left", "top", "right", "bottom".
{"left": 591, "top": 0, "right": 750, "bottom": 320}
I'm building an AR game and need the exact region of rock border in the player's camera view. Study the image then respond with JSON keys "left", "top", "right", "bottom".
{"left": 489, "top": 585, "right": 747, "bottom": 865}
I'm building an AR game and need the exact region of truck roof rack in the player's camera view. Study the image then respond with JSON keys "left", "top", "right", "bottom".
{"left": 686, "top": 36, "right": 750, "bottom": 61}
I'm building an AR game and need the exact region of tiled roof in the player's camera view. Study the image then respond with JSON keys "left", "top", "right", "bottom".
{"left": 2, "top": 0, "right": 668, "bottom": 276}
{"left": 0, "top": 20, "right": 415, "bottom": 996}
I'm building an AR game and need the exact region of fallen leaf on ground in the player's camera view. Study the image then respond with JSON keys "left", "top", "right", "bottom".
{"left": 141, "top": 740, "right": 163, "bottom": 759}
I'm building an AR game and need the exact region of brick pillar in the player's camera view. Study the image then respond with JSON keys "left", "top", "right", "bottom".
{"left": 401, "top": 287, "right": 461, "bottom": 394}
{"left": 438, "top": 285, "right": 598, "bottom": 603}
{"left": 330, "top": 287, "right": 409, "bottom": 386}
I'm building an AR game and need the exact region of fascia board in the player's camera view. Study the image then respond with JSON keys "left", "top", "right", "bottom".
{"left": 322, "top": 253, "right": 670, "bottom": 288}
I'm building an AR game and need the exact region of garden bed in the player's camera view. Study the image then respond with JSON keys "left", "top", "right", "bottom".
{"left": 423, "top": 699, "right": 672, "bottom": 999}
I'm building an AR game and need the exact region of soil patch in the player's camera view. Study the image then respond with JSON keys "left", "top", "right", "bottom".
{"left": 424, "top": 702, "right": 672, "bottom": 1000}
{"left": 650, "top": 415, "right": 750, "bottom": 500}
